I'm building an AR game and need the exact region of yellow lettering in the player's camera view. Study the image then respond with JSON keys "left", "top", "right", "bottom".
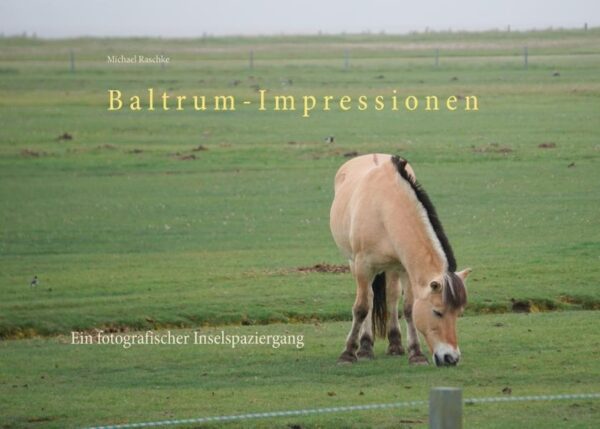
{"left": 302, "top": 96, "right": 316, "bottom": 118}
{"left": 193, "top": 96, "right": 206, "bottom": 111}
{"left": 446, "top": 95, "right": 458, "bottom": 111}
{"left": 176, "top": 95, "right": 187, "bottom": 111}
{"left": 339, "top": 96, "right": 351, "bottom": 111}
{"left": 259, "top": 90, "right": 267, "bottom": 111}
{"left": 274, "top": 95, "right": 295, "bottom": 111}
{"left": 129, "top": 95, "right": 141, "bottom": 111}
{"left": 425, "top": 96, "right": 439, "bottom": 111}
{"left": 148, "top": 88, "right": 154, "bottom": 111}
{"left": 405, "top": 96, "right": 418, "bottom": 111}
{"left": 214, "top": 95, "right": 235, "bottom": 111}
{"left": 358, "top": 95, "right": 368, "bottom": 111}
{"left": 465, "top": 95, "right": 479, "bottom": 111}
{"left": 107, "top": 90, "right": 122, "bottom": 110}
{"left": 162, "top": 92, "right": 170, "bottom": 111}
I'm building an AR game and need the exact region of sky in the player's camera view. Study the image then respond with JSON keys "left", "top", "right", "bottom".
{"left": 0, "top": 0, "right": 598, "bottom": 38}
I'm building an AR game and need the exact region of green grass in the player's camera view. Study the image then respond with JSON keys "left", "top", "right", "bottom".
{"left": 1, "top": 312, "right": 599, "bottom": 428}
{"left": 0, "top": 29, "right": 599, "bottom": 428}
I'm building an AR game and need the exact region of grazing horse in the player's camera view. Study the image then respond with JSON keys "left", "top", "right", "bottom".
{"left": 329, "top": 154, "right": 471, "bottom": 366}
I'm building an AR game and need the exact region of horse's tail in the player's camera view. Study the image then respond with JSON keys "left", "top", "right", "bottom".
{"left": 371, "top": 272, "right": 387, "bottom": 338}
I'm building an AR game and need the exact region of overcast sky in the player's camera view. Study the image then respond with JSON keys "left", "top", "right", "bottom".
{"left": 1, "top": 0, "right": 598, "bottom": 38}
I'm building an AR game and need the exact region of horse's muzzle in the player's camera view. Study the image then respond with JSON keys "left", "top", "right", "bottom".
{"left": 434, "top": 353, "right": 459, "bottom": 367}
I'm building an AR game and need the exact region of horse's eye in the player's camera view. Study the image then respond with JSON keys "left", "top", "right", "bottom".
{"left": 432, "top": 310, "right": 443, "bottom": 318}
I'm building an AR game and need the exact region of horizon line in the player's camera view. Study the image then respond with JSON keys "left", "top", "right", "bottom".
{"left": 1, "top": 24, "right": 597, "bottom": 42}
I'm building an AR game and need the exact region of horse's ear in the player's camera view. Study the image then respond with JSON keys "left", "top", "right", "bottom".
{"left": 457, "top": 268, "right": 472, "bottom": 282}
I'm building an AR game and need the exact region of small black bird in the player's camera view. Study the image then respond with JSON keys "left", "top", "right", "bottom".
{"left": 30, "top": 276, "right": 38, "bottom": 287}
{"left": 325, "top": 136, "right": 335, "bottom": 144}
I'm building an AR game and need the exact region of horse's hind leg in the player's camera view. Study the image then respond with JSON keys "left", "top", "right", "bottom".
{"left": 356, "top": 292, "right": 375, "bottom": 360}
{"left": 386, "top": 271, "right": 405, "bottom": 356}
{"left": 400, "top": 272, "right": 428, "bottom": 365}
{"left": 338, "top": 260, "right": 372, "bottom": 364}
{"left": 358, "top": 270, "right": 388, "bottom": 360}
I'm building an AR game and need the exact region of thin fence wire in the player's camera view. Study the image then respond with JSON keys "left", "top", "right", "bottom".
{"left": 85, "top": 392, "right": 600, "bottom": 429}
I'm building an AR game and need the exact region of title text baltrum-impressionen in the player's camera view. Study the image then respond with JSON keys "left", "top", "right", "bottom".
{"left": 107, "top": 88, "right": 478, "bottom": 118}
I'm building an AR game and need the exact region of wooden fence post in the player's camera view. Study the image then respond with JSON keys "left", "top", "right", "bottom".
{"left": 429, "top": 387, "right": 462, "bottom": 429}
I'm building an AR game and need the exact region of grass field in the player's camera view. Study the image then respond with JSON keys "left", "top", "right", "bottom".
{"left": 1, "top": 29, "right": 599, "bottom": 428}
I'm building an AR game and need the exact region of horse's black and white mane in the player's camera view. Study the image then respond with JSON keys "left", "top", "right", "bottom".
{"left": 390, "top": 155, "right": 457, "bottom": 271}
{"left": 390, "top": 155, "right": 467, "bottom": 309}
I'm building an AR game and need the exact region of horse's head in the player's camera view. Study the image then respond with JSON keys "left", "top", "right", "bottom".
{"left": 413, "top": 268, "right": 471, "bottom": 367}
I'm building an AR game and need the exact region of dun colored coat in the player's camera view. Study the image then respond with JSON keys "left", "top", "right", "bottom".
{"left": 329, "top": 154, "right": 471, "bottom": 366}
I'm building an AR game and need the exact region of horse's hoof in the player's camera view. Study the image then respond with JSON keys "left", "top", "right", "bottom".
{"left": 357, "top": 349, "right": 375, "bottom": 360}
{"left": 386, "top": 345, "right": 406, "bottom": 356}
{"left": 337, "top": 351, "right": 357, "bottom": 364}
{"left": 409, "top": 354, "right": 429, "bottom": 365}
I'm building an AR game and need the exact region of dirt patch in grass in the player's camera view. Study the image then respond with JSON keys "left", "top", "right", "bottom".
{"left": 510, "top": 298, "right": 560, "bottom": 313}
{"left": 559, "top": 295, "right": 600, "bottom": 310}
{"left": 294, "top": 263, "right": 350, "bottom": 274}
{"left": 469, "top": 296, "right": 600, "bottom": 316}
{"left": 538, "top": 142, "right": 557, "bottom": 149}
{"left": 471, "top": 143, "right": 513, "bottom": 154}
{"left": 27, "top": 416, "right": 60, "bottom": 423}
{"left": 97, "top": 144, "right": 117, "bottom": 150}
{"left": 20, "top": 149, "right": 48, "bottom": 157}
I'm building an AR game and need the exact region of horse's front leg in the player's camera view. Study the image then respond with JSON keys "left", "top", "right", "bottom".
{"left": 400, "top": 272, "right": 429, "bottom": 365}
{"left": 386, "top": 271, "right": 405, "bottom": 356}
{"left": 338, "top": 262, "right": 372, "bottom": 364}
